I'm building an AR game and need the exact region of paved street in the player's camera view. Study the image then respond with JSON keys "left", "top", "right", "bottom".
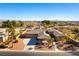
{"left": 0, "top": 51, "right": 79, "bottom": 56}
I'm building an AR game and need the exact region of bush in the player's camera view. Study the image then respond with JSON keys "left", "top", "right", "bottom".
{"left": 0, "top": 42, "right": 8, "bottom": 48}
{"left": 12, "top": 40, "right": 18, "bottom": 43}
{"left": 5, "top": 39, "right": 12, "bottom": 45}
{"left": 8, "top": 42, "right": 13, "bottom": 48}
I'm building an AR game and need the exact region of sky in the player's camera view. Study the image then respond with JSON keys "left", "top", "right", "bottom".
{"left": 0, "top": 3, "right": 79, "bottom": 21}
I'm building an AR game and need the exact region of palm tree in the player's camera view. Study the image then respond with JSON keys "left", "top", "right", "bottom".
{"left": 47, "top": 35, "right": 54, "bottom": 47}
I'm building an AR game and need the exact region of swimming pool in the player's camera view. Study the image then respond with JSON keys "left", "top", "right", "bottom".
{"left": 23, "top": 37, "right": 38, "bottom": 51}
{"left": 27, "top": 37, "right": 38, "bottom": 45}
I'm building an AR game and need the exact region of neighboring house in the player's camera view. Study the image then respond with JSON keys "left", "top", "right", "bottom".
{"left": 0, "top": 28, "right": 8, "bottom": 42}
{"left": 46, "top": 29, "right": 66, "bottom": 41}
{"left": 0, "top": 32, "right": 8, "bottom": 42}
{"left": 26, "top": 26, "right": 34, "bottom": 31}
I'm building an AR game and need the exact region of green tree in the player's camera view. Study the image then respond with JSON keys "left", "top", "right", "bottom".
{"left": 11, "top": 20, "right": 17, "bottom": 27}
{"left": 6, "top": 27, "right": 16, "bottom": 43}
{"left": 47, "top": 35, "right": 55, "bottom": 47}
{"left": 42, "top": 20, "right": 50, "bottom": 28}
{"left": 2, "top": 20, "right": 24, "bottom": 28}
{"left": 6, "top": 26, "right": 25, "bottom": 44}
{"left": 2, "top": 20, "right": 12, "bottom": 28}
{"left": 18, "top": 21, "right": 24, "bottom": 27}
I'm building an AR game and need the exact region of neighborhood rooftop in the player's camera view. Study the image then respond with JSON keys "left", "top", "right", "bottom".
{"left": 47, "top": 29, "right": 65, "bottom": 37}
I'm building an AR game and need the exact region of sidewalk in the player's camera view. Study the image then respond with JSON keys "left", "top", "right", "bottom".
{"left": 0, "top": 48, "right": 79, "bottom": 53}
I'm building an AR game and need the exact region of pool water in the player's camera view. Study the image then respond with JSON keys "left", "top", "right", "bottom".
{"left": 27, "top": 37, "right": 38, "bottom": 45}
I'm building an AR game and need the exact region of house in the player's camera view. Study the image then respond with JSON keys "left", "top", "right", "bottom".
{"left": 19, "top": 29, "right": 49, "bottom": 51}
{"left": 26, "top": 29, "right": 49, "bottom": 40}
{"left": 19, "top": 29, "right": 49, "bottom": 43}
{"left": 19, "top": 29, "right": 67, "bottom": 51}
